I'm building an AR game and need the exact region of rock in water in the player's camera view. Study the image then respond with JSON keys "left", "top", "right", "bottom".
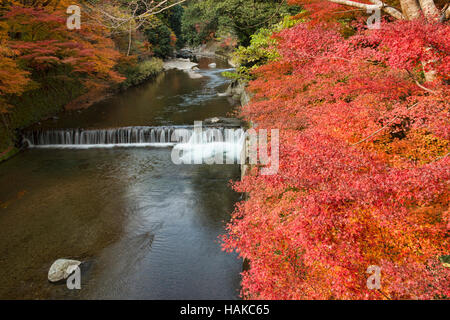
{"left": 204, "top": 117, "right": 243, "bottom": 127}
{"left": 186, "top": 71, "right": 203, "bottom": 79}
{"left": 208, "top": 117, "right": 220, "bottom": 123}
{"left": 163, "top": 59, "right": 198, "bottom": 71}
{"left": 48, "top": 259, "right": 81, "bottom": 283}
{"left": 208, "top": 63, "right": 216, "bottom": 68}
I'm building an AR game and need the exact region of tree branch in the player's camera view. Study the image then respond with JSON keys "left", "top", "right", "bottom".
{"left": 369, "top": 0, "right": 405, "bottom": 20}
{"left": 406, "top": 69, "right": 438, "bottom": 93}
{"left": 430, "top": 152, "right": 449, "bottom": 163}
{"left": 351, "top": 103, "right": 419, "bottom": 146}
{"left": 439, "top": 4, "right": 450, "bottom": 22}
{"left": 328, "top": 0, "right": 379, "bottom": 10}
{"left": 84, "top": 0, "right": 188, "bottom": 32}
{"left": 328, "top": 0, "right": 405, "bottom": 20}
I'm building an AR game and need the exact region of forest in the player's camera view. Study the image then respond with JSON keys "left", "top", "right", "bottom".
{"left": 0, "top": 0, "right": 449, "bottom": 301}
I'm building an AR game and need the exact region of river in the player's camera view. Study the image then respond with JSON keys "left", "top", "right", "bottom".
{"left": 0, "top": 57, "right": 243, "bottom": 299}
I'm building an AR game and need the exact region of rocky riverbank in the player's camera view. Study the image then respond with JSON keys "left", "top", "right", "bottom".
{"left": 164, "top": 58, "right": 204, "bottom": 79}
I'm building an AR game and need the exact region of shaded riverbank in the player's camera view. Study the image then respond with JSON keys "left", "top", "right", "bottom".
{"left": 0, "top": 58, "right": 165, "bottom": 161}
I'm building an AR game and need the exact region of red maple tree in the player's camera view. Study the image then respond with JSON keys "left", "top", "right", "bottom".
{"left": 223, "top": 1, "right": 449, "bottom": 299}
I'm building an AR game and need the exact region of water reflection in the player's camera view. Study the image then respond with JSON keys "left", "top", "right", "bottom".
{"left": 0, "top": 148, "right": 242, "bottom": 299}
{"left": 35, "top": 58, "right": 238, "bottom": 129}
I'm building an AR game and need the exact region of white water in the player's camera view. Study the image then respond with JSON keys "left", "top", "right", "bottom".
{"left": 30, "top": 143, "right": 176, "bottom": 149}
{"left": 174, "top": 128, "right": 245, "bottom": 164}
{"left": 24, "top": 127, "right": 180, "bottom": 146}
{"left": 24, "top": 126, "right": 246, "bottom": 163}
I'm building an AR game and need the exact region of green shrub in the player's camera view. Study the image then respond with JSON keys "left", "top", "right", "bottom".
{"left": 224, "top": 16, "right": 302, "bottom": 82}
{"left": 0, "top": 146, "right": 18, "bottom": 163}
{"left": 145, "top": 21, "right": 176, "bottom": 59}
{"left": 119, "top": 58, "right": 164, "bottom": 90}
{"left": 0, "top": 125, "right": 13, "bottom": 152}
{"left": 8, "top": 78, "right": 85, "bottom": 128}
{"left": 181, "top": 0, "right": 302, "bottom": 47}
{"left": 0, "top": 74, "right": 85, "bottom": 154}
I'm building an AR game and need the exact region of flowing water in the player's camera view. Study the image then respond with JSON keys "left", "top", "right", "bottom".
{"left": 0, "top": 58, "right": 243, "bottom": 299}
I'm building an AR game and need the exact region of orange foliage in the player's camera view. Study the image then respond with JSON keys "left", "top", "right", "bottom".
{"left": 0, "top": 3, "right": 126, "bottom": 113}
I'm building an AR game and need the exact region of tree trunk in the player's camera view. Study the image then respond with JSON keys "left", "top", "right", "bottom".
{"left": 386, "top": 0, "right": 438, "bottom": 82}
{"left": 418, "top": 0, "right": 440, "bottom": 20}
{"left": 422, "top": 48, "right": 437, "bottom": 82}
{"left": 127, "top": 21, "right": 132, "bottom": 56}
{"left": 399, "top": 0, "right": 422, "bottom": 20}
{"left": 445, "top": 6, "right": 450, "bottom": 21}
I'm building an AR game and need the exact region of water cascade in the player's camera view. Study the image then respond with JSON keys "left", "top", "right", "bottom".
{"left": 23, "top": 126, "right": 246, "bottom": 163}
{"left": 173, "top": 127, "right": 245, "bottom": 164}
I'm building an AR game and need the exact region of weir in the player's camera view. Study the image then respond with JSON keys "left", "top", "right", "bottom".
{"left": 23, "top": 126, "right": 247, "bottom": 164}
{"left": 24, "top": 126, "right": 188, "bottom": 147}
{"left": 24, "top": 126, "right": 241, "bottom": 146}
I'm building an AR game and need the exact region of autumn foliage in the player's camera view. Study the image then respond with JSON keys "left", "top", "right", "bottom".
{"left": 223, "top": 3, "right": 449, "bottom": 299}
{"left": 0, "top": 41, "right": 29, "bottom": 112}
{"left": 4, "top": 4, "right": 123, "bottom": 87}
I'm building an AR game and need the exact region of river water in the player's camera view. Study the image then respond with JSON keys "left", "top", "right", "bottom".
{"left": 0, "top": 58, "right": 242, "bottom": 299}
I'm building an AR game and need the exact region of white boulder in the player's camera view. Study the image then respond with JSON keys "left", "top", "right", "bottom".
{"left": 48, "top": 259, "right": 81, "bottom": 283}
{"left": 186, "top": 71, "right": 203, "bottom": 79}
{"left": 164, "top": 59, "right": 198, "bottom": 71}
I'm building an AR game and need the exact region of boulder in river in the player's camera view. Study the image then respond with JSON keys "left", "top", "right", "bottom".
{"left": 48, "top": 259, "right": 81, "bottom": 283}
{"left": 164, "top": 59, "right": 198, "bottom": 71}
{"left": 208, "top": 63, "right": 217, "bottom": 68}
{"left": 204, "top": 117, "right": 243, "bottom": 127}
{"left": 186, "top": 71, "right": 203, "bottom": 79}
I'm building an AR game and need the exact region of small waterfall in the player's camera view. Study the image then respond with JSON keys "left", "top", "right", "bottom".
{"left": 23, "top": 126, "right": 246, "bottom": 163}
{"left": 24, "top": 126, "right": 192, "bottom": 148}
{"left": 173, "top": 128, "right": 246, "bottom": 164}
